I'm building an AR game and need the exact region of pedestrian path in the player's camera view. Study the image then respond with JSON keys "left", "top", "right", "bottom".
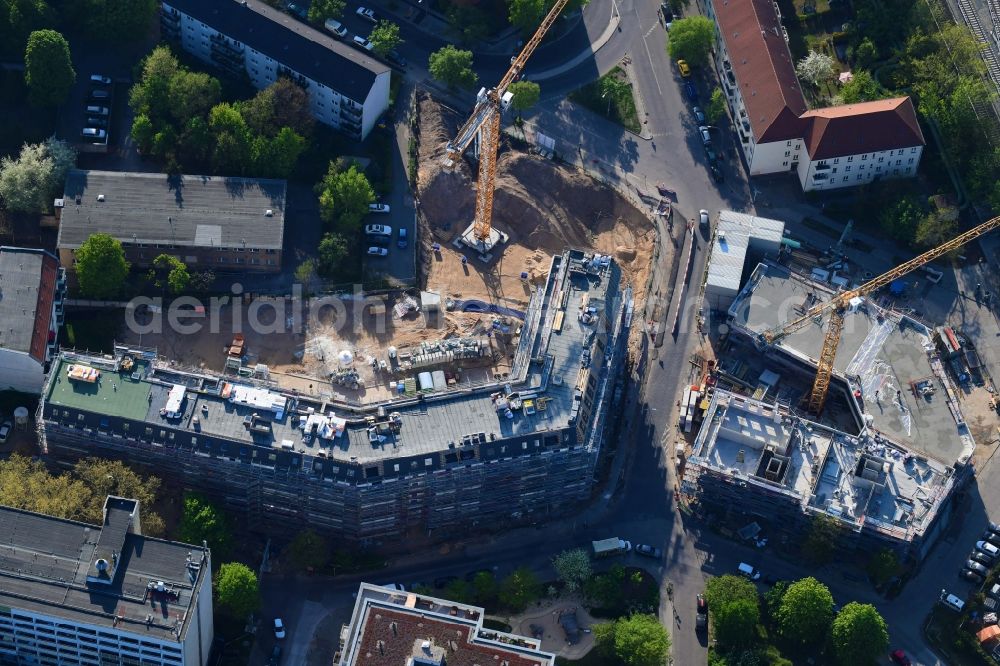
{"left": 532, "top": 14, "right": 620, "bottom": 80}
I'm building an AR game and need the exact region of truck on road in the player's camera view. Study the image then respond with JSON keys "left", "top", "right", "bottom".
{"left": 592, "top": 537, "right": 632, "bottom": 557}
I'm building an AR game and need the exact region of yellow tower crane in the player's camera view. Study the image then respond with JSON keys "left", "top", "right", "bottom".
{"left": 445, "top": 0, "right": 571, "bottom": 249}
{"left": 762, "top": 215, "right": 1000, "bottom": 415}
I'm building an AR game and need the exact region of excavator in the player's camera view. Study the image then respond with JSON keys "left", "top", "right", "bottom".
{"left": 760, "top": 214, "right": 1000, "bottom": 415}
{"left": 445, "top": 0, "right": 572, "bottom": 247}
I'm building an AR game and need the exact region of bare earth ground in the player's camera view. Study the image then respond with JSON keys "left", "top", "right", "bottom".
{"left": 415, "top": 91, "right": 655, "bottom": 330}
{"left": 506, "top": 598, "right": 597, "bottom": 659}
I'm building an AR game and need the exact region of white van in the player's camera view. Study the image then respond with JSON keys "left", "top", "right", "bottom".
{"left": 737, "top": 562, "right": 761, "bottom": 581}
{"left": 324, "top": 18, "right": 347, "bottom": 37}
{"left": 940, "top": 592, "right": 965, "bottom": 612}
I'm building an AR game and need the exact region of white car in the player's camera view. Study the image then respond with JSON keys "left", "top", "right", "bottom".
{"left": 977, "top": 540, "right": 1000, "bottom": 558}
{"left": 323, "top": 18, "right": 347, "bottom": 38}
{"left": 369, "top": 203, "right": 391, "bottom": 214}
{"left": 940, "top": 592, "right": 965, "bottom": 612}
{"left": 0, "top": 421, "right": 10, "bottom": 444}
{"left": 365, "top": 224, "right": 392, "bottom": 236}
{"left": 273, "top": 618, "right": 286, "bottom": 639}
{"left": 85, "top": 105, "right": 109, "bottom": 116}
{"left": 352, "top": 35, "right": 374, "bottom": 51}
{"left": 367, "top": 247, "right": 389, "bottom": 257}
{"left": 90, "top": 74, "right": 112, "bottom": 85}
{"left": 356, "top": 6, "right": 377, "bottom": 22}
{"left": 81, "top": 128, "right": 107, "bottom": 140}
{"left": 699, "top": 209, "right": 709, "bottom": 227}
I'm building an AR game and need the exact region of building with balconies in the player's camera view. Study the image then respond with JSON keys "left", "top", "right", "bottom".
{"left": 0, "top": 247, "right": 66, "bottom": 394}
{"left": 161, "top": 0, "right": 390, "bottom": 140}
{"left": 705, "top": 0, "right": 925, "bottom": 191}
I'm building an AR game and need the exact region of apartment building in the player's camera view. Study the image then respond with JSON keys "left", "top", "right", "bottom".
{"left": 161, "top": 0, "right": 390, "bottom": 140}
{"left": 0, "top": 247, "right": 66, "bottom": 393}
{"left": 38, "top": 251, "right": 631, "bottom": 543}
{"left": 58, "top": 169, "right": 285, "bottom": 274}
{"left": 0, "top": 496, "right": 213, "bottom": 666}
{"left": 707, "top": 0, "right": 925, "bottom": 190}
{"left": 339, "top": 583, "right": 556, "bottom": 665}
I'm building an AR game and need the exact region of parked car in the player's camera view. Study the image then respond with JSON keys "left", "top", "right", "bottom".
{"left": 286, "top": 3, "right": 307, "bottom": 18}
{"left": 705, "top": 147, "right": 718, "bottom": 164}
{"left": 889, "top": 649, "right": 911, "bottom": 666}
{"left": 692, "top": 106, "right": 705, "bottom": 123}
{"left": 0, "top": 421, "right": 10, "bottom": 444}
{"left": 698, "top": 126, "right": 712, "bottom": 146}
{"left": 660, "top": 2, "right": 673, "bottom": 27}
{"left": 940, "top": 592, "right": 965, "bottom": 612}
{"left": 989, "top": 583, "right": 1000, "bottom": 600}
{"left": 380, "top": 583, "right": 406, "bottom": 591}
{"left": 634, "top": 544, "right": 662, "bottom": 559}
{"left": 699, "top": 209, "right": 710, "bottom": 227}
{"left": 977, "top": 540, "right": 1000, "bottom": 558}
{"left": 684, "top": 80, "right": 698, "bottom": 102}
{"left": 710, "top": 164, "right": 725, "bottom": 183}
{"left": 85, "top": 117, "right": 108, "bottom": 128}
{"left": 324, "top": 18, "right": 348, "bottom": 38}
{"left": 737, "top": 562, "right": 761, "bottom": 581}
{"left": 352, "top": 35, "right": 374, "bottom": 51}
{"left": 90, "top": 74, "right": 112, "bottom": 85}
{"left": 369, "top": 203, "right": 391, "bottom": 214}
{"left": 983, "top": 530, "right": 1000, "bottom": 547}
{"left": 695, "top": 594, "right": 708, "bottom": 630}
{"left": 367, "top": 247, "right": 388, "bottom": 257}
{"left": 81, "top": 128, "right": 107, "bottom": 140}
{"left": 89, "top": 89, "right": 110, "bottom": 101}
{"left": 988, "top": 522, "right": 1000, "bottom": 535}
{"left": 365, "top": 224, "right": 392, "bottom": 236}
{"left": 387, "top": 49, "right": 407, "bottom": 67}
{"left": 268, "top": 644, "right": 282, "bottom": 666}
{"left": 85, "top": 105, "right": 109, "bottom": 116}
{"left": 961, "top": 568, "right": 985, "bottom": 583}
{"left": 356, "top": 6, "right": 377, "bottom": 22}
{"left": 397, "top": 228, "right": 408, "bottom": 249}
{"left": 677, "top": 59, "right": 691, "bottom": 77}
{"left": 273, "top": 618, "right": 286, "bottom": 639}
{"left": 967, "top": 560, "right": 989, "bottom": 576}
{"left": 970, "top": 550, "right": 994, "bottom": 566}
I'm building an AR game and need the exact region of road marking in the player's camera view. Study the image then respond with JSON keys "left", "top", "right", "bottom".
{"left": 640, "top": 30, "right": 663, "bottom": 96}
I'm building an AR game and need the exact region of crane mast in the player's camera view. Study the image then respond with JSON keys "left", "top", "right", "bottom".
{"left": 445, "top": 0, "right": 572, "bottom": 243}
{"left": 761, "top": 214, "right": 1000, "bottom": 415}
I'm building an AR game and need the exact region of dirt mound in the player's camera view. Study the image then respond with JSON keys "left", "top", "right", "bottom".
{"left": 414, "top": 91, "right": 656, "bottom": 322}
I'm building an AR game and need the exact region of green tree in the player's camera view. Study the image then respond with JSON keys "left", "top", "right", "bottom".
{"left": 24, "top": 29, "right": 75, "bottom": 106}
{"left": 595, "top": 614, "right": 670, "bottom": 666}
{"left": 839, "top": 70, "right": 889, "bottom": 104}
{"left": 255, "top": 127, "right": 306, "bottom": 179}
{"left": 295, "top": 258, "right": 317, "bottom": 286}
{"left": 0, "top": 137, "right": 75, "bottom": 214}
{"left": 101, "top": 0, "right": 157, "bottom": 37}
{"left": 308, "top": 0, "right": 345, "bottom": 23}
{"left": 777, "top": 577, "right": 834, "bottom": 646}
{"left": 178, "top": 493, "right": 232, "bottom": 558}
{"left": 72, "top": 458, "right": 165, "bottom": 537}
{"left": 75, "top": 233, "right": 129, "bottom": 299}
{"left": 552, "top": 548, "right": 592, "bottom": 593}
{"left": 706, "top": 87, "right": 727, "bottom": 124}
{"left": 317, "top": 232, "right": 349, "bottom": 276}
{"left": 585, "top": 565, "right": 626, "bottom": 609}
{"left": 316, "top": 160, "right": 375, "bottom": 231}
{"left": 132, "top": 114, "right": 155, "bottom": 153}
{"left": 428, "top": 45, "right": 477, "bottom": 90}
{"left": 216, "top": 562, "right": 260, "bottom": 618}
{"left": 916, "top": 210, "right": 957, "bottom": 248}
{"left": 831, "top": 602, "right": 889, "bottom": 665}
{"left": 865, "top": 549, "right": 900, "bottom": 587}
{"left": 239, "top": 78, "right": 315, "bottom": 138}
{"left": 508, "top": 0, "right": 546, "bottom": 35}
{"left": 368, "top": 20, "right": 401, "bottom": 57}
{"left": 167, "top": 70, "right": 221, "bottom": 126}
{"left": 705, "top": 575, "right": 760, "bottom": 650}
{"left": 472, "top": 571, "right": 498, "bottom": 606}
{"left": 667, "top": 16, "right": 715, "bottom": 67}
{"left": 129, "top": 46, "right": 180, "bottom": 124}
{"left": 763, "top": 579, "right": 789, "bottom": 621}
{"left": 877, "top": 193, "right": 925, "bottom": 244}
{"left": 499, "top": 567, "right": 540, "bottom": 612}
{"left": 802, "top": 514, "right": 841, "bottom": 565}
{"left": 444, "top": 578, "right": 472, "bottom": 603}
{"left": 286, "top": 529, "right": 328, "bottom": 571}
{"left": 508, "top": 80, "right": 540, "bottom": 119}
{"left": 668, "top": 0, "right": 690, "bottom": 14}
{"left": 149, "top": 254, "right": 191, "bottom": 294}
{"left": 852, "top": 37, "right": 879, "bottom": 69}
{"left": 0, "top": 454, "right": 94, "bottom": 522}
{"left": 446, "top": 4, "right": 490, "bottom": 43}
{"left": 209, "top": 102, "right": 253, "bottom": 175}
{"left": 796, "top": 50, "right": 836, "bottom": 87}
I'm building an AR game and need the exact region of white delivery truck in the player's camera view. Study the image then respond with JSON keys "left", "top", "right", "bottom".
{"left": 592, "top": 537, "right": 632, "bottom": 557}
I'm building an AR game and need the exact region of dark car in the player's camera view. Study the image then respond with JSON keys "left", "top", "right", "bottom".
{"left": 695, "top": 594, "right": 707, "bottom": 630}
{"left": 970, "top": 550, "right": 994, "bottom": 566}
{"left": 286, "top": 3, "right": 307, "bottom": 19}
{"left": 434, "top": 575, "right": 458, "bottom": 589}
{"left": 710, "top": 164, "right": 724, "bottom": 183}
{"left": 387, "top": 49, "right": 407, "bottom": 67}
{"left": 983, "top": 530, "right": 1000, "bottom": 547}
{"left": 961, "top": 567, "right": 986, "bottom": 583}
{"left": 268, "top": 644, "right": 282, "bottom": 666}
{"left": 659, "top": 2, "right": 673, "bottom": 26}
{"left": 684, "top": 80, "right": 698, "bottom": 102}
{"left": 989, "top": 522, "right": 1000, "bottom": 535}
{"left": 889, "top": 649, "right": 911, "bottom": 666}
{"left": 967, "top": 560, "right": 989, "bottom": 576}
{"left": 85, "top": 117, "right": 108, "bottom": 128}
{"left": 89, "top": 88, "right": 110, "bottom": 101}
{"left": 634, "top": 544, "right": 662, "bottom": 559}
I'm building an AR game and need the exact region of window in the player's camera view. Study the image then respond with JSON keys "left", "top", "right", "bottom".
{"left": 845, "top": 166, "right": 851, "bottom": 172}
{"left": 786, "top": 140, "right": 791, "bottom": 146}
{"left": 878, "top": 157, "right": 884, "bottom": 163}
{"left": 782, "top": 161, "right": 788, "bottom": 166}
{"left": 911, "top": 147, "right": 918, "bottom": 153}
{"left": 847, "top": 156, "right": 853, "bottom": 162}
{"left": 784, "top": 151, "right": 790, "bottom": 157}
{"left": 856, "top": 174, "right": 863, "bottom": 181}
{"left": 794, "top": 143, "right": 801, "bottom": 150}
{"left": 77, "top": 413, "right": 84, "bottom": 422}
{"left": 843, "top": 176, "right": 849, "bottom": 182}
{"left": 862, "top": 154, "right": 868, "bottom": 160}
{"left": 908, "top": 158, "right": 914, "bottom": 164}
{"left": 896, "top": 159, "right": 902, "bottom": 165}
{"left": 834, "top": 158, "right": 839, "bottom": 164}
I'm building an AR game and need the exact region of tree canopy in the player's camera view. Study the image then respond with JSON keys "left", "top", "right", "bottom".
{"left": 594, "top": 614, "right": 670, "bottom": 666}
{"left": 498, "top": 567, "right": 541, "bottom": 612}
{"left": 317, "top": 231, "right": 349, "bottom": 276}
{"left": 796, "top": 50, "right": 836, "bottom": 87}
{"left": 24, "top": 29, "right": 74, "bottom": 106}
{"left": 308, "top": 0, "right": 345, "bottom": 23}
{"left": 831, "top": 602, "right": 889, "bottom": 665}
{"left": 286, "top": 529, "right": 329, "bottom": 571}
{"left": 149, "top": 254, "right": 191, "bottom": 294}
{"left": 839, "top": 70, "right": 889, "bottom": 104}
{"left": 0, "top": 137, "right": 74, "bottom": 213}
{"left": 705, "top": 575, "right": 760, "bottom": 650}
{"left": 428, "top": 45, "right": 477, "bottom": 89}
{"left": 75, "top": 233, "right": 129, "bottom": 299}
{"left": 552, "top": 548, "right": 592, "bottom": 593}
{"left": 666, "top": 16, "right": 715, "bottom": 67}
{"left": 368, "top": 20, "right": 402, "bottom": 57}
{"left": 508, "top": 80, "right": 540, "bottom": 117}
{"left": 706, "top": 88, "right": 727, "bottom": 124}
{"left": 776, "top": 577, "right": 834, "bottom": 646}
{"left": 316, "top": 160, "right": 375, "bottom": 232}
{"left": 216, "top": 563, "right": 260, "bottom": 618}
{"left": 802, "top": 514, "right": 841, "bottom": 564}
{"left": 178, "top": 493, "right": 232, "bottom": 559}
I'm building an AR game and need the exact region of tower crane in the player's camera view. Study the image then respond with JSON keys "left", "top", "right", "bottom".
{"left": 445, "top": 0, "right": 571, "bottom": 249}
{"left": 761, "top": 214, "right": 1000, "bottom": 415}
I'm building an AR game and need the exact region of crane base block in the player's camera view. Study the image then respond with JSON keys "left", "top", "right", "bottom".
{"left": 458, "top": 223, "right": 508, "bottom": 262}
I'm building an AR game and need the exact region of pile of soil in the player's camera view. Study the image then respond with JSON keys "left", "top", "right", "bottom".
{"left": 414, "top": 91, "right": 656, "bottom": 317}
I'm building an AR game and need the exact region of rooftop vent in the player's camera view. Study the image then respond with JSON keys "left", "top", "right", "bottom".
{"left": 96, "top": 194, "right": 105, "bottom": 202}
{"left": 265, "top": 209, "right": 274, "bottom": 217}
{"left": 95, "top": 558, "right": 109, "bottom": 572}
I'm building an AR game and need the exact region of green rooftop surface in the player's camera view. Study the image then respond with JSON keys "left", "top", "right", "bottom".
{"left": 47, "top": 356, "right": 152, "bottom": 421}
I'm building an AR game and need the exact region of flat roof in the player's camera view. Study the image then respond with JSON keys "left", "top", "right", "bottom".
{"left": 340, "top": 583, "right": 555, "bottom": 665}
{"left": 0, "top": 246, "right": 59, "bottom": 360}
{"left": 44, "top": 251, "right": 626, "bottom": 476}
{"left": 707, "top": 211, "right": 785, "bottom": 293}
{"left": 0, "top": 497, "right": 209, "bottom": 642}
{"left": 729, "top": 262, "right": 974, "bottom": 463}
{"left": 163, "top": 0, "right": 388, "bottom": 101}
{"left": 59, "top": 170, "right": 286, "bottom": 250}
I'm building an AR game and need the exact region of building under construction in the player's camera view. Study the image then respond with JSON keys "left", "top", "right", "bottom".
{"left": 38, "top": 250, "right": 630, "bottom": 543}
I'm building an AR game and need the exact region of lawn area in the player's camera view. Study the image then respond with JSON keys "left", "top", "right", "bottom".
{"left": 585, "top": 566, "right": 659, "bottom": 619}
{"left": 568, "top": 67, "right": 641, "bottom": 134}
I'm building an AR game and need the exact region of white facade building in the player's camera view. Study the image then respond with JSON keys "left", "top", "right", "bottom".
{"left": 0, "top": 497, "right": 213, "bottom": 666}
{"left": 0, "top": 247, "right": 65, "bottom": 394}
{"left": 707, "top": 0, "right": 925, "bottom": 191}
{"left": 161, "top": 0, "right": 390, "bottom": 140}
